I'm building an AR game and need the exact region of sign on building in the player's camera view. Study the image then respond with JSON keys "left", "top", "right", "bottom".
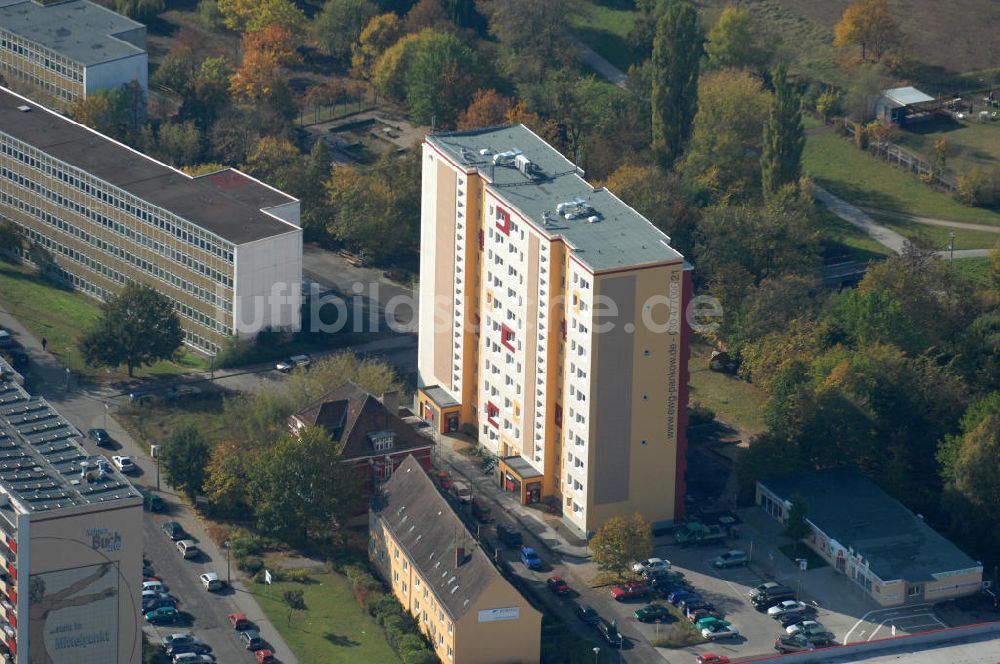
{"left": 478, "top": 606, "right": 519, "bottom": 622}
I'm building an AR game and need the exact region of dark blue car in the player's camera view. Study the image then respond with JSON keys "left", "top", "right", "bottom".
{"left": 668, "top": 590, "right": 699, "bottom": 605}
{"left": 519, "top": 546, "right": 542, "bottom": 570}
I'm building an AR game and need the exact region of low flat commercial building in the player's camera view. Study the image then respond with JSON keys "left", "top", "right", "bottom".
{"left": 757, "top": 469, "right": 983, "bottom": 607}
{"left": 289, "top": 382, "right": 433, "bottom": 493}
{"left": 0, "top": 86, "right": 302, "bottom": 353}
{"left": 0, "top": 357, "right": 143, "bottom": 663}
{"left": 0, "top": 0, "right": 148, "bottom": 109}
{"left": 370, "top": 455, "right": 541, "bottom": 664}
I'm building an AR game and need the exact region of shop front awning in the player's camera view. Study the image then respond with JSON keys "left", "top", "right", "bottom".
{"left": 500, "top": 456, "right": 543, "bottom": 481}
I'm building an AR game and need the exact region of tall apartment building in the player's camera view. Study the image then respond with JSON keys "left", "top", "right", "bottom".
{"left": 0, "top": 87, "right": 302, "bottom": 353}
{"left": 370, "top": 455, "right": 542, "bottom": 664}
{"left": 0, "top": 357, "right": 143, "bottom": 664}
{"left": 416, "top": 125, "right": 692, "bottom": 536}
{"left": 0, "top": 0, "right": 148, "bottom": 109}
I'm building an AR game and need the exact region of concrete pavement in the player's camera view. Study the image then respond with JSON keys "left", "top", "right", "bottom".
{"left": 814, "top": 187, "right": 908, "bottom": 255}
{"left": 573, "top": 38, "right": 628, "bottom": 88}
{"left": 0, "top": 304, "right": 299, "bottom": 664}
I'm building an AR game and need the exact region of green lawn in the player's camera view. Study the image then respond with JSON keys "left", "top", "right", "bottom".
{"left": 896, "top": 115, "right": 1000, "bottom": 176}
{"left": 952, "top": 256, "right": 996, "bottom": 286}
{"left": 816, "top": 206, "right": 894, "bottom": 262}
{"left": 571, "top": 1, "right": 640, "bottom": 72}
{"left": 117, "top": 392, "right": 231, "bottom": 449}
{"left": 688, "top": 341, "right": 768, "bottom": 435}
{"left": 254, "top": 573, "right": 398, "bottom": 664}
{"left": 0, "top": 261, "right": 205, "bottom": 379}
{"left": 803, "top": 131, "right": 1000, "bottom": 226}
{"left": 870, "top": 212, "right": 1000, "bottom": 251}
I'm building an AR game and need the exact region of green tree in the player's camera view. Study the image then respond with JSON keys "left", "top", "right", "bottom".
{"left": 312, "top": 0, "right": 378, "bottom": 61}
{"left": 243, "top": 137, "right": 304, "bottom": 195}
{"left": 589, "top": 513, "right": 652, "bottom": 581}
{"left": 203, "top": 440, "right": 254, "bottom": 516}
{"left": 682, "top": 68, "right": 771, "bottom": 201}
{"left": 282, "top": 589, "right": 306, "bottom": 625}
{"left": 785, "top": 493, "right": 810, "bottom": 546}
{"left": 705, "top": 5, "right": 771, "bottom": 71}
{"left": 351, "top": 13, "right": 402, "bottom": 78}
{"left": 478, "top": 0, "right": 575, "bottom": 83}
{"left": 162, "top": 424, "right": 212, "bottom": 501}
{"left": 403, "top": 31, "right": 484, "bottom": 127}
{"left": 156, "top": 121, "right": 204, "bottom": 167}
{"left": 815, "top": 89, "right": 840, "bottom": 123}
{"left": 844, "top": 62, "right": 890, "bottom": 122}
{"left": 941, "top": 415, "right": 1000, "bottom": 556}
{"left": 217, "top": 0, "right": 305, "bottom": 33}
{"left": 79, "top": 282, "right": 184, "bottom": 376}
{"left": 114, "top": 0, "right": 164, "bottom": 21}
{"left": 302, "top": 138, "right": 332, "bottom": 233}
{"left": 761, "top": 65, "right": 805, "bottom": 197}
{"left": 249, "top": 427, "right": 363, "bottom": 544}
{"left": 0, "top": 219, "right": 22, "bottom": 261}
{"left": 602, "top": 164, "right": 698, "bottom": 256}
{"left": 650, "top": 0, "right": 701, "bottom": 169}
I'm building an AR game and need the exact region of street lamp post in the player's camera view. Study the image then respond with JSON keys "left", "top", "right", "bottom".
{"left": 224, "top": 540, "right": 232, "bottom": 586}
{"left": 949, "top": 231, "right": 956, "bottom": 264}
{"left": 103, "top": 402, "right": 109, "bottom": 429}
{"left": 210, "top": 353, "right": 216, "bottom": 382}
{"left": 592, "top": 647, "right": 600, "bottom": 664}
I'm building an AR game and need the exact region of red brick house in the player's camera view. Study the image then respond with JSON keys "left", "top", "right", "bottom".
{"left": 288, "top": 382, "right": 434, "bottom": 492}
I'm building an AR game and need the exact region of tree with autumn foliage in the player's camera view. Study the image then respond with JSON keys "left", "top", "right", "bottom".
{"left": 834, "top": 0, "right": 901, "bottom": 63}
{"left": 351, "top": 13, "right": 402, "bottom": 79}
{"left": 590, "top": 513, "right": 653, "bottom": 581}
{"left": 229, "top": 24, "right": 300, "bottom": 107}
{"left": 242, "top": 136, "right": 304, "bottom": 194}
{"left": 217, "top": 0, "right": 305, "bottom": 33}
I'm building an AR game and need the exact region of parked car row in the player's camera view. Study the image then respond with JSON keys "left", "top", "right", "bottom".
{"left": 141, "top": 558, "right": 216, "bottom": 663}
{"left": 576, "top": 604, "right": 624, "bottom": 648}
{"left": 745, "top": 583, "right": 837, "bottom": 653}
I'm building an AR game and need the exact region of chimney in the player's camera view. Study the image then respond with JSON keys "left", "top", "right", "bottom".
{"left": 455, "top": 547, "right": 466, "bottom": 567}
{"left": 381, "top": 391, "right": 400, "bottom": 416}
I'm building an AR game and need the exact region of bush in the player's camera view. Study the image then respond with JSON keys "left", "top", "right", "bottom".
{"left": 239, "top": 555, "right": 264, "bottom": 575}
{"left": 367, "top": 593, "right": 399, "bottom": 624}
{"left": 203, "top": 522, "right": 231, "bottom": 548}
{"left": 956, "top": 166, "right": 1000, "bottom": 207}
{"left": 687, "top": 402, "right": 716, "bottom": 427}
{"left": 283, "top": 568, "right": 312, "bottom": 583}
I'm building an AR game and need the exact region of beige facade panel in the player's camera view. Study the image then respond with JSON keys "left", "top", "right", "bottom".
{"left": 433, "top": 161, "right": 457, "bottom": 390}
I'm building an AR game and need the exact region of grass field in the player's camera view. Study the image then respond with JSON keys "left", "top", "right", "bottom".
{"left": 816, "top": 206, "right": 894, "bottom": 262}
{"left": 117, "top": 392, "right": 231, "bottom": 449}
{"left": 897, "top": 116, "right": 1000, "bottom": 177}
{"left": 870, "top": 212, "right": 1000, "bottom": 251}
{"left": 0, "top": 261, "right": 204, "bottom": 379}
{"left": 254, "top": 573, "right": 398, "bottom": 664}
{"left": 803, "top": 131, "right": 1000, "bottom": 226}
{"left": 952, "top": 256, "right": 996, "bottom": 286}
{"left": 688, "top": 341, "right": 768, "bottom": 435}
{"left": 571, "top": 0, "right": 640, "bottom": 71}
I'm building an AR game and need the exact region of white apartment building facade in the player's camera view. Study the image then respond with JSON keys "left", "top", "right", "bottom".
{"left": 417, "top": 125, "right": 692, "bottom": 535}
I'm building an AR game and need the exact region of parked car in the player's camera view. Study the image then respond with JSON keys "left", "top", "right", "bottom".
{"left": 751, "top": 584, "right": 796, "bottom": 610}
{"left": 596, "top": 620, "right": 623, "bottom": 647}
{"left": 667, "top": 589, "right": 698, "bottom": 605}
{"left": 275, "top": 354, "right": 310, "bottom": 372}
{"left": 576, "top": 604, "right": 600, "bottom": 625}
{"left": 472, "top": 499, "right": 495, "bottom": 523}
{"left": 433, "top": 470, "right": 453, "bottom": 490}
{"left": 496, "top": 523, "right": 523, "bottom": 547}
{"left": 680, "top": 597, "right": 713, "bottom": 613}
{"left": 142, "top": 594, "right": 177, "bottom": 613}
{"left": 634, "top": 604, "right": 670, "bottom": 622}
{"left": 86, "top": 428, "right": 111, "bottom": 446}
{"left": 611, "top": 582, "right": 648, "bottom": 602}
{"left": 162, "top": 633, "right": 197, "bottom": 649}
{"left": 687, "top": 608, "right": 723, "bottom": 624}
{"left": 451, "top": 480, "right": 473, "bottom": 504}
{"left": 632, "top": 557, "right": 671, "bottom": 574}
{"left": 141, "top": 490, "right": 164, "bottom": 512}
{"left": 172, "top": 654, "right": 216, "bottom": 664}
{"left": 786, "top": 620, "right": 826, "bottom": 636}
{"left": 200, "top": 572, "right": 223, "bottom": 591}
{"left": 767, "top": 600, "right": 809, "bottom": 619}
{"left": 695, "top": 617, "right": 729, "bottom": 632}
{"left": 547, "top": 576, "right": 571, "bottom": 596}
{"left": 644, "top": 569, "right": 685, "bottom": 584}
{"left": 142, "top": 580, "right": 166, "bottom": 594}
{"left": 167, "top": 643, "right": 212, "bottom": 659}
{"left": 519, "top": 546, "right": 542, "bottom": 570}
{"left": 779, "top": 612, "right": 813, "bottom": 627}
{"left": 702, "top": 624, "right": 739, "bottom": 640}
{"left": 255, "top": 650, "right": 276, "bottom": 664}
{"left": 675, "top": 521, "right": 727, "bottom": 546}
{"left": 712, "top": 550, "right": 749, "bottom": 568}
{"left": 774, "top": 633, "right": 834, "bottom": 653}
{"left": 240, "top": 629, "right": 264, "bottom": 651}
{"left": 176, "top": 539, "right": 199, "bottom": 559}
{"left": 228, "top": 613, "right": 253, "bottom": 630}
{"left": 111, "top": 455, "right": 135, "bottom": 473}
{"left": 696, "top": 655, "right": 730, "bottom": 664}
{"left": 162, "top": 521, "right": 186, "bottom": 540}
{"left": 145, "top": 606, "right": 180, "bottom": 624}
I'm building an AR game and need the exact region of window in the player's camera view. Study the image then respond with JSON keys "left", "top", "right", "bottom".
{"left": 501, "top": 323, "right": 516, "bottom": 352}
{"left": 496, "top": 206, "right": 511, "bottom": 235}
{"left": 487, "top": 402, "right": 500, "bottom": 427}
{"left": 554, "top": 404, "right": 562, "bottom": 427}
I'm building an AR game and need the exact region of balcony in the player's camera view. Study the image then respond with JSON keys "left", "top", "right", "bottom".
{"left": 0, "top": 599, "right": 14, "bottom": 625}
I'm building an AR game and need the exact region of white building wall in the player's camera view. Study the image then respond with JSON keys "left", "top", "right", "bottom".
{"left": 418, "top": 142, "right": 442, "bottom": 389}
{"left": 263, "top": 200, "right": 301, "bottom": 227}
{"left": 232, "top": 229, "right": 302, "bottom": 336}
{"left": 564, "top": 263, "right": 595, "bottom": 530}
{"left": 84, "top": 53, "right": 148, "bottom": 96}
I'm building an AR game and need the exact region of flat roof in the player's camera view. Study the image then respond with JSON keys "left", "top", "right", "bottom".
{"left": 0, "top": 357, "right": 140, "bottom": 512}
{"left": 501, "top": 456, "right": 543, "bottom": 480}
{"left": 427, "top": 125, "right": 684, "bottom": 273}
{"left": 883, "top": 87, "right": 935, "bottom": 107}
{"left": 0, "top": 87, "right": 300, "bottom": 245}
{"left": 0, "top": 0, "right": 145, "bottom": 66}
{"left": 422, "top": 385, "right": 460, "bottom": 409}
{"left": 759, "top": 470, "right": 980, "bottom": 582}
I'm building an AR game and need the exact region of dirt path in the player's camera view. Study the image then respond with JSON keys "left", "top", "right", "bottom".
{"left": 862, "top": 208, "right": 1000, "bottom": 233}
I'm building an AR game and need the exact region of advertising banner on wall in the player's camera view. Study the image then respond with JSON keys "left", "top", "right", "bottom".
{"left": 29, "top": 562, "right": 119, "bottom": 664}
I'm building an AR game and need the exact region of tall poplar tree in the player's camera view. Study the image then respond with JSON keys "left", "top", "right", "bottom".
{"left": 651, "top": 0, "right": 701, "bottom": 169}
{"left": 760, "top": 64, "right": 805, "bottom": 197}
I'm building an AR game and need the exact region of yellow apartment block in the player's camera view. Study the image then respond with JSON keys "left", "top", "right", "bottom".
{"left": 370, "top": 456, "right": 541, "bottom": 664}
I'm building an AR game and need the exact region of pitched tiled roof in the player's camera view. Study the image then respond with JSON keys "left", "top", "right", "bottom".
{"left": 291, "top": 382, "right": 432, "bottom": 461}
{"left": 375, "top": 455, "right": 500, "bottom": 619}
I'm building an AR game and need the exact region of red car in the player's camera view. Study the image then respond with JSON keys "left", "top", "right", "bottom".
{"left": 546, "top": 576, "right": 571, "bottom": 596}
{"left": 433, "top": 470, "right": 453, "bottom": 490}
{"left": 228, "top": 612, "right": 252, "bottom": 630}
{"left": 255, "top": 649, "right": 276, "bottom": 663}
{"left": 611, "top": 582, "right": 648, "bottom": 602}
{"left": 696, "top": 655, "right": 730, "bottom": 664}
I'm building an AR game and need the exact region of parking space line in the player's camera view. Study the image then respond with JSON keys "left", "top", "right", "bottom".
{"left": 844, "top": 603, "right": 932, "bottom": 643}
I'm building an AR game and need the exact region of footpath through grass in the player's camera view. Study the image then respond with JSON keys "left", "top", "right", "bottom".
{"left": 0, "top": 261, "right": 204, "bottom": 379}
{"left": 571, "top": 0, "right": 640, "bottom": 71}
{"left": 254, "top": 572, "right": 398, "bottom": 664}
{"left": 804, "top": 131, "right": 1000, "bottom": 226}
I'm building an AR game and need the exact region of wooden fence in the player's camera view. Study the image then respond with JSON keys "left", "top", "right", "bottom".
{"left": 842, "top": 121, "right": 956, "bottom": 192}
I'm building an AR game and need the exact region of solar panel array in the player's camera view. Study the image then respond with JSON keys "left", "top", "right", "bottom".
{"left": 0, "top": 359, "right": 139, "bottom": 512}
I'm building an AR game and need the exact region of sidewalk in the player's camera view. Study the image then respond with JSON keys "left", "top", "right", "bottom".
{"left": 0, "top": 303, "right": 300, "bottom": 664}
{"left": 431, "top": 432, "right": 592, "bottom": 559}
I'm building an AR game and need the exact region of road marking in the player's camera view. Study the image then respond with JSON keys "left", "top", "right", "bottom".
{"left": 844, "top": 603, "right": 932, "bottom": 643}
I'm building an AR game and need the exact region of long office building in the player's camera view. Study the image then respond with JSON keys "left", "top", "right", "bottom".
{"left": 416, "top": 125, "right": 692, "bottom": 536}
{"left": 0, "top": 86, "right": 302, "bottom": 353}
{"left": 0, "top": 357, "right": 143, "bottom": 664}
{"left": 0, "top": 0, "right": 148, "bottom": 109}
